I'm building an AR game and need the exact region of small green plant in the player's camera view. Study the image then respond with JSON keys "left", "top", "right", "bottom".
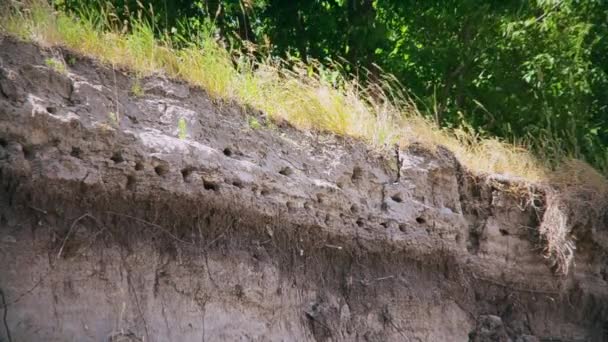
{"left": 248, "top": 116, "right": 261, "bottom": 130}
{"left": 178, "top": 117, "right": 187, "bottom": 139}
{"left": 108, "top": 111, "right": 119, "bottom": 125}
{"left": 45, "top": 58, "right": 66, "bottom": 74}
{"left": 131, "top": 78, "right": 144, "bottom": 97}
{"left": 67, "top": 56, "right": 77, "bottom": 66}
{"left": 265, "top": 118, "right": 278, "bottom": 131}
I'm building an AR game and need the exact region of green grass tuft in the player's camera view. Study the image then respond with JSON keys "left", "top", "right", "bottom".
{"left": 178, "top": 118, "right": 187, "bottom": 139}
{"left": 247, "top": 116, "right": 261, "bottom": 130}
{"left": 108, "top": 111, "right": 119, "bottom": 125}
{"left": 45, "top": 57, "right": 67, "bottom": 74}
{"left": 131, "top": 79, "right": 144, "bottom": 97}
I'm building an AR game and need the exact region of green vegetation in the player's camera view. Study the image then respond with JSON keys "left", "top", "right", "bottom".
{"left": 131, "top": 78, "right": 144, "bottom": 97}
{"left": 45, "top": 57, "right": 67, "bottom": 74}
{"left": 108, "top": 111, "right": 119, "bottom": 125}
{"left": 2, "top": 1, "right": 607, "bottom": 186}
{"left": 66, "top": 55, "right": 76, "bottom": 66}
{"left": 247, "top": 116, "right": 261, "bottom": 130}
{"left": 178, "top": 117, "right": 187, "bottom": 139}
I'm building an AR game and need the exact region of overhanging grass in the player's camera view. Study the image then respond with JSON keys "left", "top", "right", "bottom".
{"left": 1, "top": 2, "right": 606, "bottom": 187}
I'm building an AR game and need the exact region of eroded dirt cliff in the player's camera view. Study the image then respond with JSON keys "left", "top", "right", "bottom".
{"left": 1, "top": 35, "right": 607, "bottom": 341}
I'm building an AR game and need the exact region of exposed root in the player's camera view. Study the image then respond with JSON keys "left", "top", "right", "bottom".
{"left": 57, "top": 213, "right": 93, "bottom": 259}
{"left": 537, "top": 193, "right": 575, "bottom": 275}
{"left": 529, "top": 160, "right": 608, "bottom": 276}
{"left": 0, "top": 287, "right": 12, "bottom": 342}
{"left": 483, "top": 178, "right": 577, "bottom": 275}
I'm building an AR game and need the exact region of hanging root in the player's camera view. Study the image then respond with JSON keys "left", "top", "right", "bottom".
{"left": 537, "top": 193, "right": 575, "bottom": 275}
{"left": 533, "top": 160, "right": 608, "bottom": 276}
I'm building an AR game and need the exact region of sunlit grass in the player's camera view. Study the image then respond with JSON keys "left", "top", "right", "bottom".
{"left": 1, "top": 1, "right": 601, "bottom": 185}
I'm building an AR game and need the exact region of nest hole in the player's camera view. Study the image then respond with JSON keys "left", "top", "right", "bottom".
{"left": 351, "top": 166, "right": 363, "bottom": 183}
{"left": 111, "top": 152, "right": 124, "bottom": 164}
{"left": 416, "top": 217, "right": 426, "bottom": 224}
{"left": 22, "top": 145, "right": 34, "bottom": 160}
{"left": 391, "top": 194, "right": 403, "bottom": 203}
{"left": 223, "top": 147, "right": 233, "bottom": 157}
{"left": 154, "top": 165, "right": 169, "bottom": 177}
{"left": 203, "top": 179, "right": 220, "bottom": 191}
{"left": 286, "top": 201, "right": 295, "bottom": 212}
{"left": 181, "top": 168, "right": 194, "bottom": 183}
{"left": 70, "top": 147, "right": 82, "bottom": 159}
{"left": 279, "top": 166, "right": 293, "bottom": 177}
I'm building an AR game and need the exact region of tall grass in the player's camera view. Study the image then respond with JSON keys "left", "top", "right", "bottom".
{"left": 2, "top": 1, "right": 603, "bottom": 185}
